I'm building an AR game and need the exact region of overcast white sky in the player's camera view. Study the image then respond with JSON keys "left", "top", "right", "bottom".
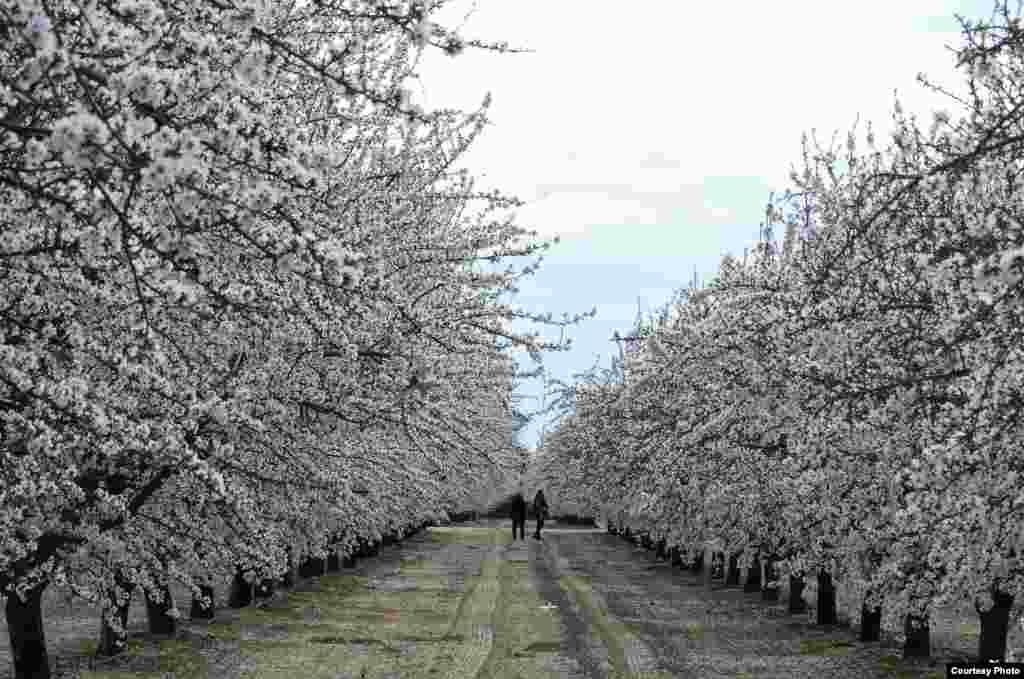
{"left": 410, "top": 0, "right": 1003, "bottom": 450}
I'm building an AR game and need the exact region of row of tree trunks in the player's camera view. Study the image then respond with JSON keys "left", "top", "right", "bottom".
{"left": 4, "top": 521, "right": 430, "bottom": 679}
{"left": 609, "top": 528, "right": 1020, "bottom": 663}
{"left": 609, "top": 535, "right": 810, "bottom": 620}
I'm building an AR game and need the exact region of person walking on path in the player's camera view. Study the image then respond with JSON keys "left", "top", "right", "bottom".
{"left": 533, "top": 489, "right": 549, "bottom": 539}
{"left": 510, "top": 492, "right": 527, "bottom": 540}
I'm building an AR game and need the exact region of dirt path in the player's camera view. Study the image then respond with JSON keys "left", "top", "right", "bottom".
{"left": 522, "top": 532, "right": 610, "bottom": 679}
{"left": 0, "top": 521, "right": 1000, "bottom": 678}
{"left": 548, "top": 528, "right": 969, "bottom": 679}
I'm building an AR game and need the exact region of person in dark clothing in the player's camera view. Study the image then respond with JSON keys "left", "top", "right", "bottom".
{"left": 510, "top": 492, "right": 527, "bottom": 540}
{"left": 533, "top": 489, "right": 549, "bottom": 539}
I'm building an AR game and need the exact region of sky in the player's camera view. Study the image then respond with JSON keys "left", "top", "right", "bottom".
{"left": 409, "top": 0, "right": 1005, "bottom": 450}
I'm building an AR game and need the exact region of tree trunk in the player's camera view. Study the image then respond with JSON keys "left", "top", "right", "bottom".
{"left": 254, "top": 578, "right": 275, "bottom": 600}
{"left": 817, "top": 572, "right": 837, "bottom": 625}
{"left": 6, "top": 581, "right": 50, "bottom": 679}
{"left": 144, "top": 584, "right": 177, "bottom": 636}
{"left": 903, "top": 613, "right": 931, "bottom": 658}
{"left": 657, "top": 539, "right": 668, "bottom": 559}
{"left": 725, "top": 552, "right": 741, "bottom": 586}
{"left": 670, "top": 547, "right": 683, "bottom": 567}
{"left": 343, "top": 553, "right": 356, "bottom": 568}
{"left": 227, "top": 567, "right": 253, "bottom": 608}
{"left": 744, "top": 552, "right": 762, "bottom": 592}
{"left": 690, "top": 550, "right": 704, "bottom": 574}
{"left": 299, "top": 556, "right": 324, "bottom": 579}
{"left": 327, "top": 550, "right": 340, "bottom": 572}
{"left": 860, "top": 596, "right": 882, "bottom": 642}
{"left": 281, "top": 546, "right": 297, "bottom": 588}
{"left": 762, "top": 555, "right": 779, "bottom": 601}
{"left": 977, "top": 588, "right": 1014, "bottom": 662}
{"left": 190, "top": 585, "right": 216, "bottom": 620}
{"left": 96, "top": 572, "right": 133, "bottom": 657}
{"left": 709, "top": 551, "right": 723, "bottom": 578}
{"left": 788, "top": 575, "right": 806, "bottom": 614}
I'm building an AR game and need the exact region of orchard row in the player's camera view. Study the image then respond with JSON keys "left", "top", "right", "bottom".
{"left": 0, "top": 2, "right": 588, "bottom": 678}
{"left": 540, "top": 3, "right": 1024, "bottom": 665}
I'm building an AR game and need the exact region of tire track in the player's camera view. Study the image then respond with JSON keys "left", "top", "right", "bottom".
{"left": 436, "top": 533, "right": 503, "bottom": 679}
{"left": 529, "top": 536, "right": 612, "bottom": 679}
{"left": 555, "top": 533, "right": 694, "bottom": 677}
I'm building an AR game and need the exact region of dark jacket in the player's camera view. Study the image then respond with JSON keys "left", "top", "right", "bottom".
{"left": 510, "top": 493, "right": 527, "bottom": 520}
{"left": 533, "top": 490, "right": 548, "bottom": 519}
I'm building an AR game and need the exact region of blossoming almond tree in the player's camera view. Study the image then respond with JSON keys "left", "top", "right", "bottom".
{"left": 544, "top": 1, "right": 1024, "bottom": 662}
{"left": 0, "top": 1, "right": 590, "bottom": 677}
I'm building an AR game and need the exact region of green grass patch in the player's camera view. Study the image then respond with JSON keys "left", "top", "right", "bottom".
{"left": 560, "top": 575, "right": 626, "bottom": 676}
{"left": 684, "top": 622, "right": 704, "bottom": 641}
{"left": 878, "top": 653, "right": 944, "bottom": 678}
{"left": 428, "top": 527, "right": 510, "bottom": 546}
{"left": 460, "top": 532, "right": 574, "bottom": 679}
{"left": 80, "top": 637, "right": 209, "bottom": 679}
{"left": 560, "top": 575, "right": 676, "bottom": 679}
{"left": 959, "top": 622, "right": 980, "bottom": 639}
{"left": 81, "top": 527, "right": 575, "bottom": 679}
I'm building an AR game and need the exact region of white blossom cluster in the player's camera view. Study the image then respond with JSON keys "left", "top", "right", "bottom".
{"left": 0, "top": 0, "right": 584, "bottom": 671}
